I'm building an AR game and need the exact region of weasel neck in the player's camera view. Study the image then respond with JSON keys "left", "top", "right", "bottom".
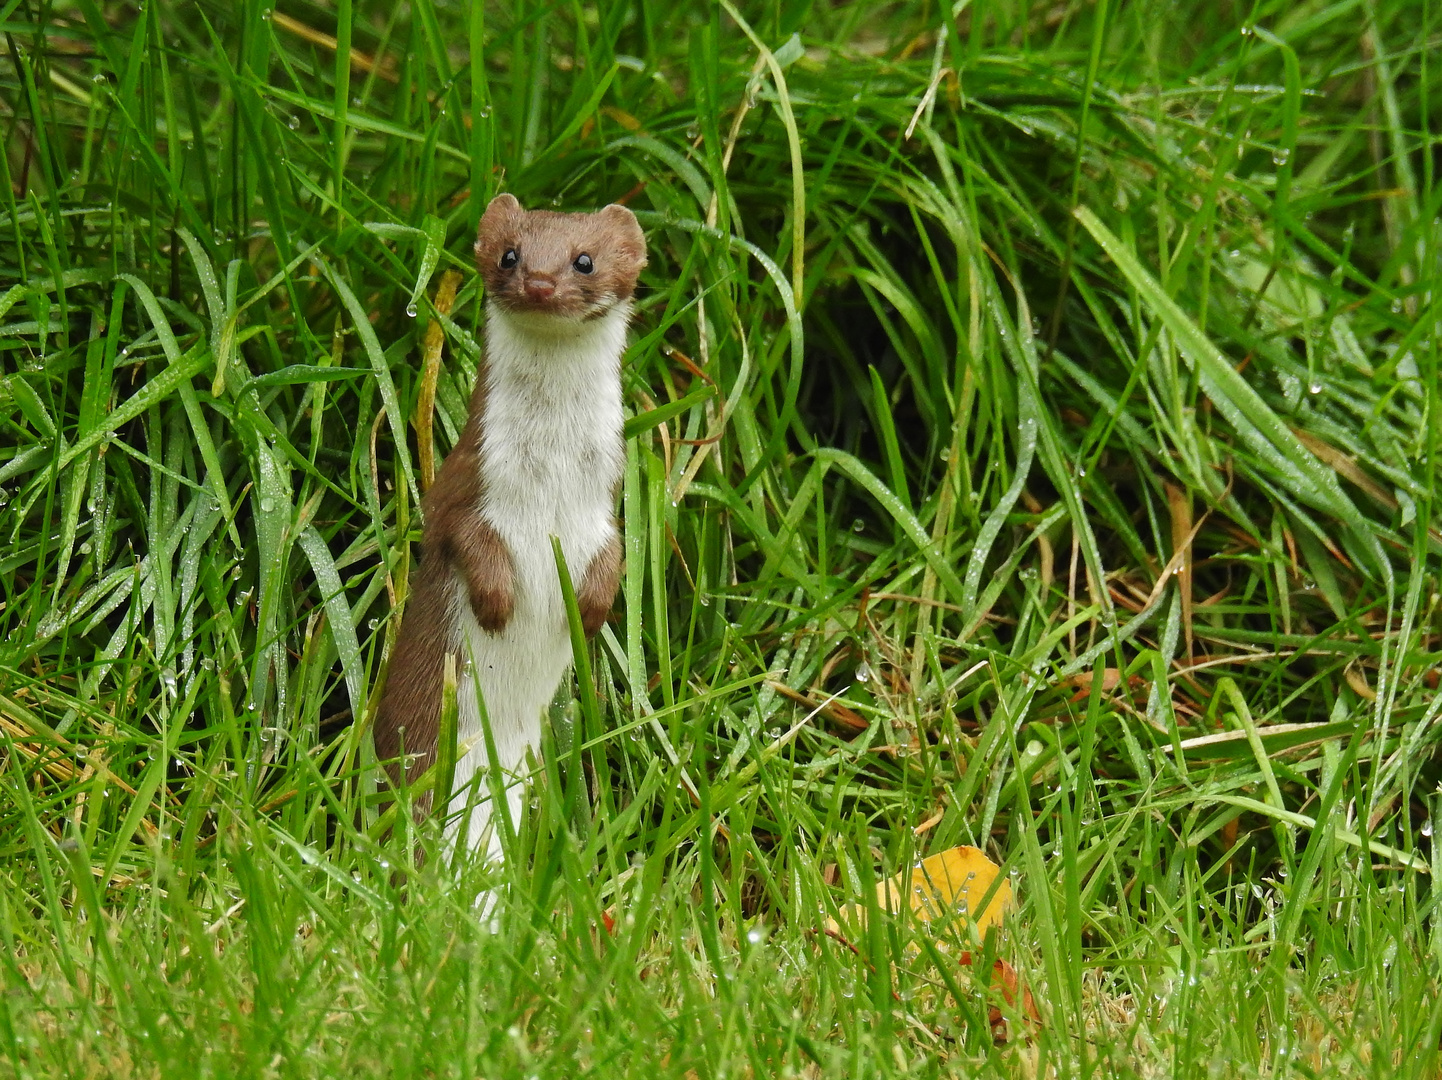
{"left": 483, "top": 301, "right": 631, "bottom": 385}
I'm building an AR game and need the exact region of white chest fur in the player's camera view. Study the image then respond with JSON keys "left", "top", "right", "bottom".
{"left": 448, "top": 302, "right": 628, "bottom": 858}
{"left": 478, "top": 303, "right": 627, "bottom": 594}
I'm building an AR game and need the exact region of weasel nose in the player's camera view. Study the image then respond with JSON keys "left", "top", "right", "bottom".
{"left": 524, "top": 276, "right": 556, "bottom": 301}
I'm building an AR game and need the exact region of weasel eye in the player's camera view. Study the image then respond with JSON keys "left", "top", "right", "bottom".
{"left": 499, "top": 249, "right": 519, "bottom": 270}
{"left": 573, "top": 253, "right": 594, "bottom": 274}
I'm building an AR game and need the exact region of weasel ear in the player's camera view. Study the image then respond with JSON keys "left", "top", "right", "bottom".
{"left": 479, "top": 193, "right": 523, "bottom": 241}
{"left": 598, "top": 203, "right": 647, "bottom": 261}
{"left": 485, "top": 192, "right": 523, "bottom": 216}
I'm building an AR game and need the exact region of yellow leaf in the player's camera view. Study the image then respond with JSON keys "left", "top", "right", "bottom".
{"left": 600, "top": 106, "right": 643, "bottom": 132}
{"left": 827, "top": 845, "right": 1011, "bottom": 938}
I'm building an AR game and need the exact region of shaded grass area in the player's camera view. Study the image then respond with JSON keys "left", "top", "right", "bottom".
{"left": 1, "top": 0, "right": 1440, "bottom": 1075}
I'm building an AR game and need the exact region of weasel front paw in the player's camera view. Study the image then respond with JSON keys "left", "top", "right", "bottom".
{"left": 577, "top": 534, "right": 622, "bottom": 638}
{"left": 438, "top": 521, "right": 516, "bottom": 635}
{"left": 468, "top": 578, "right": 515, "bottom": 633}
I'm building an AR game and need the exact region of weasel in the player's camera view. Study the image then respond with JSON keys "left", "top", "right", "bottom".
{"left": 374, "top": 193, "right": 646, "bottom": 860}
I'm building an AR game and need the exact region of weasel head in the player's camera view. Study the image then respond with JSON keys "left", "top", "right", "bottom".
{"left": 475, "top": 193, "right": 647, "bottom": 332}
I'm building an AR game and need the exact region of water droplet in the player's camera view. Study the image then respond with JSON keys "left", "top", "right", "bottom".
{"left": 79, "top": 541, "right": 92, "bottom": 555}
{"left": 405, "top": 302, "right": 418, "bottom": 318}
{"left": 939, "top": 447, "right": 950, "bottom": 461}
{"left": 160, "top": 667, "right": 178, "bottom": 695}
{"left": 367, "top": 618, "right": 379, "bottom": 630}
{"left": 287, "top": 114, "right": 300, "bottom": 131}
{"left": 260, "top": 497, "right": 275, "bottom": 513}
{"left": 855, "top": 662, "right": 871, "bottom": 683}
{"left": 477, "top": 105, "right": 492, "bottom": 119}
{"left": 850, "top": 518, "right": 865, "bottom": 533}
{"left": 1422, "top": 819, "right": 1433, "bottom": 838}
{"left": 1272, "top": 147, "right": 1290, "bottom": 166}
{"left": 260, "top": 7, "right": 271, "bottom": 19}
{"left": 698, "top": 595, "right": 710, "bottom": 607}
{"left": 1309, "top": 382, "right": 1322, "bottom": 394}
{"left": 1240, "top": 24, "right": 1253, "bottom": 35}
{"left": 746, "top": 927, "right": 763, "bottom": 944}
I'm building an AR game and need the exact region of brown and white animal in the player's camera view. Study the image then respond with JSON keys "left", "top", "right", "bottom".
{"left": 373, "top": 193, "right": 646, "bottom": 860}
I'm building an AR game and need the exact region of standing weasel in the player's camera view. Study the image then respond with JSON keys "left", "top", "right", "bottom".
{"left": 374, "top": 193, "right": 646, "bottom": 860}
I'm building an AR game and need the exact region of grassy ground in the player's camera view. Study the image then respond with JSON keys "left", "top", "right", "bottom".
{"left": 2, "top": 0, "right": 1441, "bottom": 1075}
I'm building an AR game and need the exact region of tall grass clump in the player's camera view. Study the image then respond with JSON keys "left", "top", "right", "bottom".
{"left": 1, "top": 1, "right": 1439, "bottom": 1075}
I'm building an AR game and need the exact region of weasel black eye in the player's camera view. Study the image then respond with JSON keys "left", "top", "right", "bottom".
{"left": 499, "top": 249, "right": 519, "bottom": 270}
{"left": 573, "top": 253, "right": 594, "bottom": 274}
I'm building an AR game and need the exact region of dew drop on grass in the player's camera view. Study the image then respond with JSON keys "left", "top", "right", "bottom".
{"left": 855, "top": 662, "right": 871, "bottom": 683}
{"left": 1423, "top": 819, "right": 1434, "bottom": 838}
{"left": 746, "top": 927, "right": 763, "bottom": 944}
{"left": 1271, "top": 147, "right": 1290, "bottom": 166}
{"left": 850, "top": 518, "right": 864, "bottom": 533}
{"left": 286, "top": 115, "right": 300, "bottom": 131}
{"left": 1309, "top": 382, "right": 1323, "bottom": 394}
{"left": 367, "top": 618, "right": 379, "bottom": 630}
{"left": 405, "top": 303, "right": 418, "bottom": 318}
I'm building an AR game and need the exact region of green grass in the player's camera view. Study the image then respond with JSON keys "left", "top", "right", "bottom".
{"left": 2, "top": 0, "right": 1441, "bottom": 1075}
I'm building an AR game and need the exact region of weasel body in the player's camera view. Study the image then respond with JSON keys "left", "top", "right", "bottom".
{"left": 374, "top": 193, "right": 645, "bottom": 859}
